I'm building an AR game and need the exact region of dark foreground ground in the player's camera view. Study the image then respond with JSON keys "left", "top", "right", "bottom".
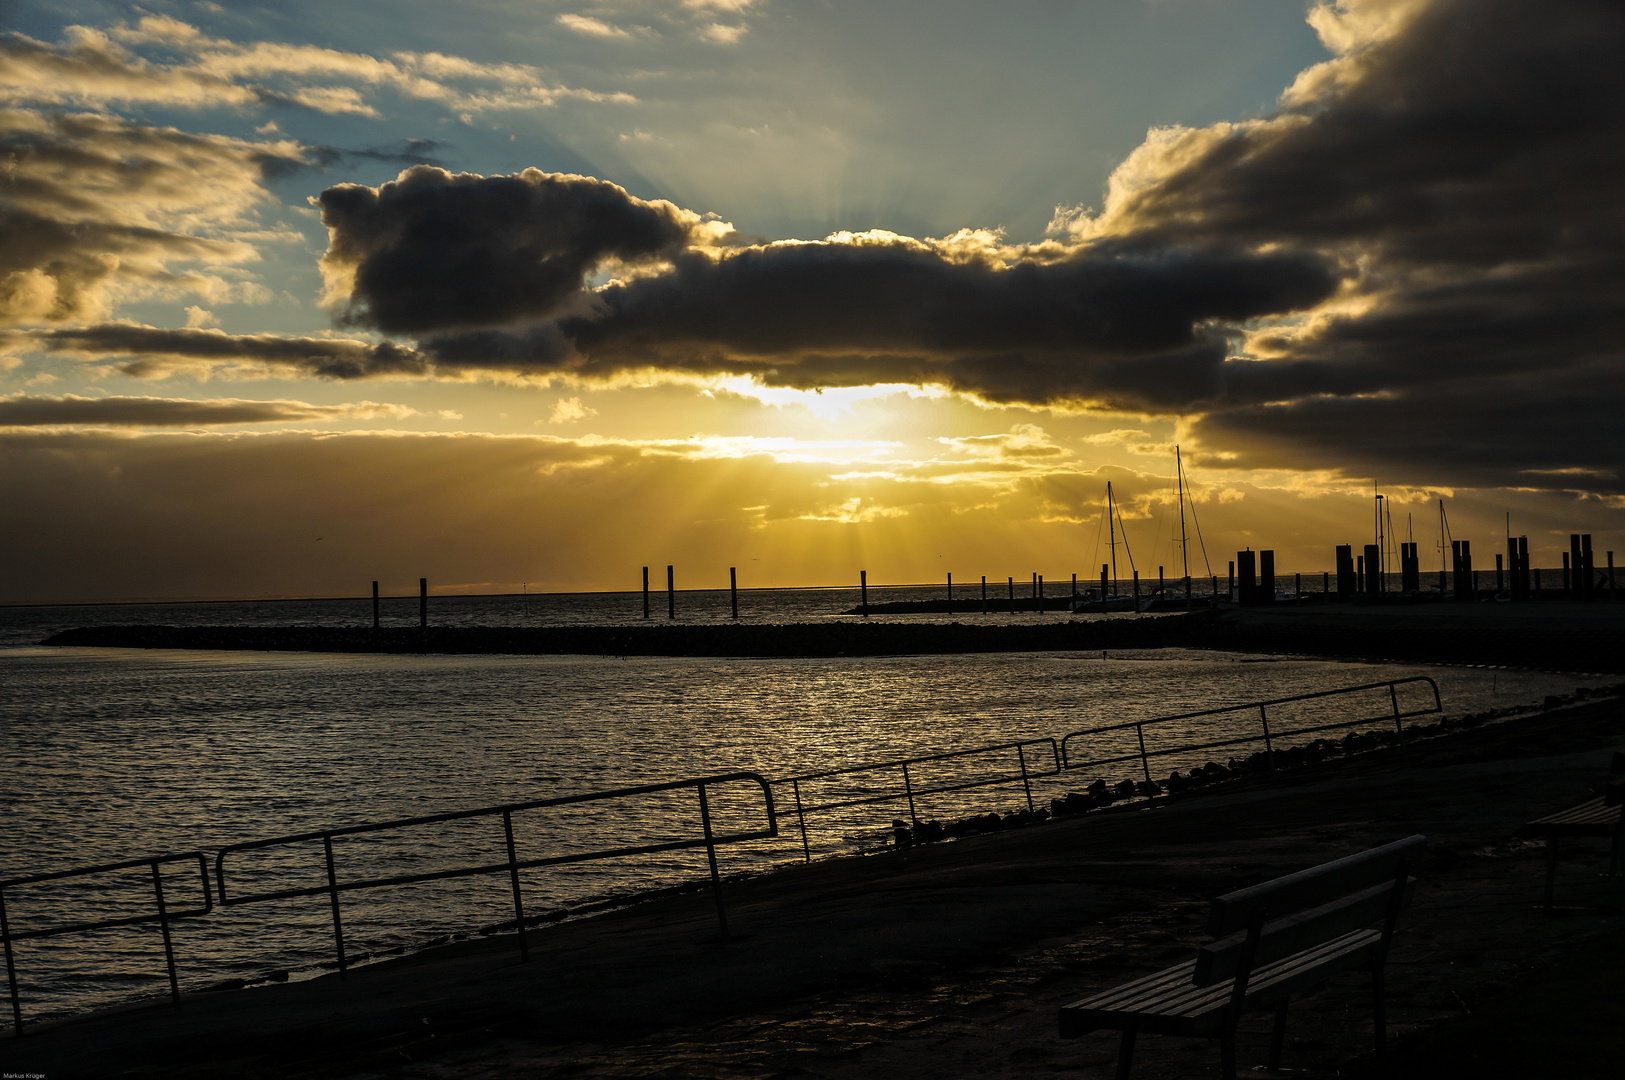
{"left": 40, "top": 600, "right": 1625, "bottom": 673}
{"left": 6, "top": 693, "right": 1624, "bottom": 1080}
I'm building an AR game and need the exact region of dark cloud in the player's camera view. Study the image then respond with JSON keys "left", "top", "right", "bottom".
{"left": 316, "top": 165, "right": 697, "bottom": 334}
{"left": 0, "top": 393, "right": 412, "bottom": 427}
{"left": 33, "top": 325, "right": 428, "bottom": 379}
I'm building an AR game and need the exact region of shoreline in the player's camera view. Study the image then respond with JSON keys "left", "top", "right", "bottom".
{"left": 38, "top": 604, "right": 1625, "bottom": 672}
{"left": 8, "top": 694, "right": 1623, "bottom": 1079}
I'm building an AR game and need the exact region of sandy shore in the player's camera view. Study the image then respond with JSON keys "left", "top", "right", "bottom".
{"left": 7, "top": 690, "right": 1623, "bottom": 1079}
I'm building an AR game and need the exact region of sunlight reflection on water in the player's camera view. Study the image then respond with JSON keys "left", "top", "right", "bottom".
{"left": 0, "top": 642, "right": 1591, "bottom": 1025}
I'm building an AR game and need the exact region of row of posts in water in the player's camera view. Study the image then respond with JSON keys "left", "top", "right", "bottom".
{"left": 367, "top": 533, "right": 1617, "bottom": 627}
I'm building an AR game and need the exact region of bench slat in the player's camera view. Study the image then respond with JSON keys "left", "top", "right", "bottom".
{"left": 1193, "top": 876, "right": 1413, "bottom": 986}
{"left": 1206, "top": 835, "right": 1425, "bottom": 935}
{"left": 1529, "top": 796, "right": 1622, "bottom": 833}
{"left": 1060, "top": 929, "right": 1379, "bottom": 1038}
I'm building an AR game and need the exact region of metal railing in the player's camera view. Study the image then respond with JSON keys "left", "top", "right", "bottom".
{"left": 1, "top": 853, "right": 212, "bottom": 1036}
{"left": 213, "top": 772, "right": 776, "bottom": 975}
{"left": 1061, "top": 676, "right": 1443, "bottom": 782}
{"left": 771, "top": 738, "right": 1061, "bottom": 861}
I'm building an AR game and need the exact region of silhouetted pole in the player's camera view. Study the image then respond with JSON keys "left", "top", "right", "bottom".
{"left": 861, "top": 570, "right": 868, "bottom": 615}
{"left": 1295, "top": 572, "right": 1302, "bottom": 601}
{"left": 1323, "top": 570, "right": 1330, "bottom": 596}
{"left": 419, "top": 578, "right": 427, "bottom": 628}
{"left": 1496, "top": 554, "right": 1504, "bottom": 595}
{"left": 730, "top": 567, "right": 739, "bottom": 619}
{"left": 981, "top": 575, "right": 987, "bottom": 614}
{"left": 666, "top": 565, "right": 675, "bottom": 619}
{"left": 1008, "top": 576, "right": 1014, "bottom": 614}
{"left": 372, "top": 580, "right": 379, "bottom": 629}
{"left": 642, "top": 566, "right": 650, "bottom": 619}
{"left": 1132, "top": 570, "right": 1139, "bottom": 605}
{"left": 1158, "top": 565, "right": 1164, "bottom": 597}
{"left": 947, "top": 571, "right": 953, "bottom": 606}
{"left": 1038, "top": 575, "right": 1044, "bottom": 603}
{"left": 1099, "top": 564, "right": 1107, "bottom": 600}
{"left": 1610, "top": 551, "right": 1616, "bottom": 602}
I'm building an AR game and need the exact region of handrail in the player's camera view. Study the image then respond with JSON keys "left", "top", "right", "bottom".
{"left": 213, "top": 772, "right": 776, "bottom": 976}
{"left": 1060, "top": 676, "right": 1443, "bottom": 782}
{"left": 770, "top": 738, "right": 1061, "bottom": 861}
{"left": 1, "top": 852, "right": 212, "bottom": 1036}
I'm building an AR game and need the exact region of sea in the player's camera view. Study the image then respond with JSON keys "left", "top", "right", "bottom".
{"left": 0, "top": 587, "right": 1596, "bottom": 1028}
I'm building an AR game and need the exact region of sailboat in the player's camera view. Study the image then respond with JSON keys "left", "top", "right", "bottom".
{"left": 1070, "top": 481, "right": 1140, "bottom": 612}
{"left": 1137, "top": 446, "right": 1210, "bottom": 611}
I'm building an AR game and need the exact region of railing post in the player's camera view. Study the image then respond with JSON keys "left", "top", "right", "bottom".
{"left": 791, "top": 779, "right": 812, "bottom": 863}
{"left": 1, "top": 887, "right": 21, "bottom": 1037}
{"left": 1260, "top": 705, "right": 1274, "bottom": 771}
{"left": 696, "top": 784, "right": 729, "bottom": 938}
{"left": 323, "top": 835, "right": 347, "bottom": 979}
{"left": 1017, "top": 745, "right": 1034, "bottom": 812}
{"left": 901, "top": 763, "right": 920, "bottom": 828}
{"left": 150, "top": 861, "right": 181, "bottom": 1010}
{"left": 1390, "top": 682, "right": 1409, "bottom": 764}
{"left": 503, "top": 810, "right": 529, "bottom": 962}
{"left": 1135, "top": 725, "right": 1152, "bottom": 785}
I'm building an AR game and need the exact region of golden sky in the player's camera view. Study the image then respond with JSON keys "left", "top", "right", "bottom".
{"left": 2, "top": 1, "right": 1621, "bottom": 602}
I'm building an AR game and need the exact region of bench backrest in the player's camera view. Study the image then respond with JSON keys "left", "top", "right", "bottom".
{"left": 1204, "top": 834, "right": 1426, "bottom": 936}
{"left": 1193, "top": 873, "right": 1416, "bottom": 986}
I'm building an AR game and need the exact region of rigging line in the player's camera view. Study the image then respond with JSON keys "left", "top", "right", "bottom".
{"left": 1115, "top": 487, "right": 1138, "bottom": 577}
{"left": 1181, "top": 456, "right": 1216, "bottom": 578}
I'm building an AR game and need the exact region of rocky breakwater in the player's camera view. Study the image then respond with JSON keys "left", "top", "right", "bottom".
{"left": 42, "top": 618, "right": 1190, "bottom": 658}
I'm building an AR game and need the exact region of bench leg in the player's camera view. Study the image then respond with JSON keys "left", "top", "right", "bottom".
{"left": 1115, "top": 1028, "right": 1136, "bottom": 1080}
{"left": 1268, "top": 998, "right": 1289, "bottom": 1071}
{"left": 1544, "top": 837, "right": 1558, "bottom": 912}
{"left": 1372, "top": 968, "right": 1386, "bottom": 1051}
{"left": 1220, "top": 1029, "right": 1237, "bottom": 1080}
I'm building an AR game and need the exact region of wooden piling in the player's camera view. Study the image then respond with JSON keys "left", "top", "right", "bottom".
{"left": 1610, "top": 551, "right": 1616, "bottom": 602}
{"left": 1008, "top": 576, "right": 1014, "bottom": 614}
{"left": 419, "top": 578, "right": 427, "bottom": 628}
{"left": 981, "top": 575, "right": 987, "bottom": 614}
{"left": 371, "top": 580, "right": 379, "bottom": 629}
{"left": 1099, "top": 564, "right": 1107, "bottom": 600}
{"left": 1496, "top": 553, "right": 1504, "bottom": 595}
{"left": 666, "top": 565, "right": 675, "bottom": 620}
{"left": 730, "top": 567, "right": 738, "bottom": 619}
{"left": 642, "top": 566, "right": 650, "bottom": 619}
{"left": 1295, "top": 572, "right": 1301, "bottom": 601}
{"left": 1071, "top": 572, "right": 1077, "bottom": 598}
{"left": 1132, "top": 569, "right": 1139, "bottom": 605}
{"left": 861, "top": 570, "right": 868, "bottom": 615}
{"left": 1158, "top": 565, "right": 1164, "bottom": 598}
{"left": 1323, "top": 570, "right": 1330, "bottom": 596}
{"left": 947, "top": 571, "right": 953, "bottom": 605}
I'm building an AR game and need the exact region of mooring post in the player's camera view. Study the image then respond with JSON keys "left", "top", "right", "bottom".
{"left": 1295, "top": 572, "right": 1302, "bottom": 601}
{"left": 1099, "top": 563, "right": 1107, "bottom": 600}
{"left": 1071, "top": 572, "right": 1077, "bottom": 598}
{"left": 1132, "top": 570, "right": 1139, "bottom": 605}
{"left": 1159, "top": 565, "right": 1165, "bottom": 597}
{"left": 666, "top": 565, "right": 675, "bottom": 619}
{"left": 947, "top": 571, "right": 952, "bottom": 606}
{"left": 371, "top": 580, "right": 379, "bottom": 629}
{"left": 730, "top": 567, "right": 739, "bottom": 619}
{"left": 1038, "top": 575, "right": 1044, "bottom": 602}
{"left": 861, "top": 569, "right": 868, "bottom": 614}
{"left": 418, "top": 578, "right": 427, "bottom": 628}
{"left": 1008, "top": 576, "right": 1015, "bottom": 613}
{"left": 981, "top": 575, "right": 987, "bottom": 614}
{"left": 642, "top": 566, "right": 650, "bottom": 618}
{"left": 1610, "top": 551, "right": 1617, "bottom": 602}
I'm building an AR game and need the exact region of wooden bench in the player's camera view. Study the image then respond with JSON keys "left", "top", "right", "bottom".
{"left": 1527, "top": 750, "right": 1625, "bottom": 911}
{"left": 1057, "top": 835, "right": 1424, "bottom": 1079}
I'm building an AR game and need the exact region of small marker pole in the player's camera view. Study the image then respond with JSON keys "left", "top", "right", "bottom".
{"left": 730, "top": 567, "right": 739, "bottom": 619}
{"left": 642, "top": 566, "right": 650, "bottom": 619}
{"left": 371, "top": 581, "right": 379, "bottom": 629}
{"left": 666, "top": 565, "right": 675, "bottom": 620}
{"left": 419, "top": 578, "right": 427, "bottom": 628}
{"left": 861, "top": 570, "right": 868, "bottom": 615}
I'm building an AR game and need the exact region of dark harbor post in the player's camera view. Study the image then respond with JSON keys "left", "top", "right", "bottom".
{"left": 666, "top": 565, "right": 675, "bottom": 620}
{"left": 372, "top": 580, "right": 379, "bottom": 629}
{"left": 419, "top": 578, "right": 427, "bottom": 627}
{"left": 642, "top": 566, "right": 650, "bottom": 618}
{"left": 730, "top": 567, "right": 738, "bottom": 619}
{"left": 861, "top": 569, "right": 868, "bottom": 614}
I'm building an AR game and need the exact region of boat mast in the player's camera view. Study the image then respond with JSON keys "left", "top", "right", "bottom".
{"left": 1176, "top": 447, "right": 1189, "bottom": 584}
{"left": 1107, "top": 481, "right": 1118, "bottom": 597}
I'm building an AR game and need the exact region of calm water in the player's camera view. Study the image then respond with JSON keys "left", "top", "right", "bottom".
{"left": 0, "top": 596, "right": 1594, "bottom": 1029}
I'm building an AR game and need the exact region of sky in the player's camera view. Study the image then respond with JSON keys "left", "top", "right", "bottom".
{"left": 2, "top": 0, "right": 1622, "bottom": 603}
